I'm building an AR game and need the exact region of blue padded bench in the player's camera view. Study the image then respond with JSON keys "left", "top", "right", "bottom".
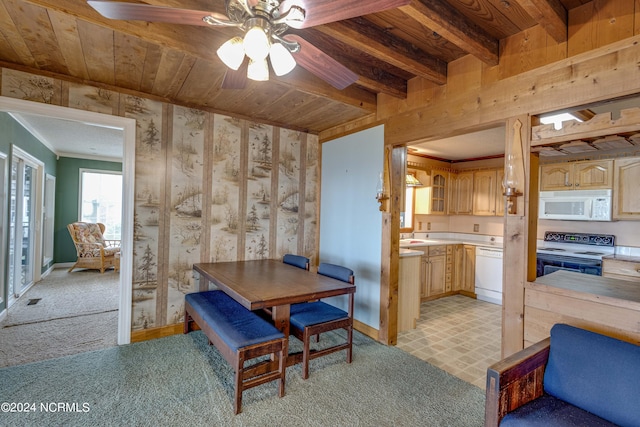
{"left": 184, "top": 290, "right": 286, "bottom": 414}
{"left": 485, "top": 323, "right": 640, "bottom": 426}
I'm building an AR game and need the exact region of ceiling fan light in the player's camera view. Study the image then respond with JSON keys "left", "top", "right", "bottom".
{"left": 270, "top": 43, "right": 296, "bottom": 76}
{"left": 243, "top": 26, "right": 270, "bottom": 61}
{"left": 247, "top": 59, "right": 269, "bottom": 81}
{"left": 217, "top": 37, "right": 245, "bottom": 70}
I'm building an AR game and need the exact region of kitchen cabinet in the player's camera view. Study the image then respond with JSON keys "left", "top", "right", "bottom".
{"left": 473, "top": 170, "right": 498, "bottom": 216}
{"left": 460, "top": 245, "right": 476, "bottom": 296}
{"left": 415, "top": 170, "right": 447, "bottom": 215}
{"left": 453, "top": 244, "right": 464, "bottom": 291}
{"left": 420, "top": 245, "right": 447, "bottom": 299}
{"left": 613, "top": 157, "right": 640, "bottom": 220}
{"left": 472, "top": 168, "right": 505, "bottom": 216}
{"left": 539, "top": 159, "right": 613, "bottom": 191}
{"left": 448, "top": 171, "right": 473, "bottom": 215}
{"left": 430, "top": 172, "right": 447, "bottom": 214}
{"left": 410, "top": 243, "right": 475, "bottom": 301}
{"left": 496, "top": 168, "right": 505, "bottom": 216}
{"left": 602, "top": 255, "right": 640, "bottom": 282}
{"left": 398, "top": 254, "right": 422, "bottom": 332}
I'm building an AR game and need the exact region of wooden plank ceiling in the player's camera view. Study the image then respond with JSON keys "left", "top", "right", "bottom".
{"left": 0, "top": 0, "right": 585, "bottom": 133}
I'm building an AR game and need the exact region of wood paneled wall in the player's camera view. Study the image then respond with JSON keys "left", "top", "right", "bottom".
{"left": 0, "top": 67, "right": 319, "bottom": 339}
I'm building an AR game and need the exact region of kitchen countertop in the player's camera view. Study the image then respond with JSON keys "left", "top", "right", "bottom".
{"left": 399, "top": 238, "right": 503, "bottom": 249}
{"left": 602, "top": 254, "right": 640, "bottom": 262}
{"left": 400, "top": 248, "right": 424, "bottom": 258}
{"left": 530, "top": 270, "right": 640, "bottom": 305}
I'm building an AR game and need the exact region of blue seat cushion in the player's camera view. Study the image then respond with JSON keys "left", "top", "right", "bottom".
{"left": 289, "top": 301, "right": 348, "bottom": 330}
{"left": 283, "top": 254, "right": 309, "bottom": 270}
{"left": 185, "top": 291, "right": 284, "bottom": 352}
{"left": 543, "top": 324, "right": 640, "bottom": 427}
{"left": 500, "top": 394, "right": 618, "bottom": 427}
{"left": 317, "top": 263, "right": 353, "bottom": 283}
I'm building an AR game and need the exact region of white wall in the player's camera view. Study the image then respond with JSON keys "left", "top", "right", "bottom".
{"left": 319, "top": 125, "right": 384, "bottom": 329}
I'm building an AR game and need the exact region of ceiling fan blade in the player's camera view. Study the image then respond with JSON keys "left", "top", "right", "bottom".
{"left": 284, "top": 35, "right": 358, "bottom": 90}
{"left": 281, "top": 0, "right": 411, "bottom": 29}
{"left": 87, "top": 1, "right": 231, "bottom": 27}
{"left": 221, "top": 62, "right": 248, "bottom": 90}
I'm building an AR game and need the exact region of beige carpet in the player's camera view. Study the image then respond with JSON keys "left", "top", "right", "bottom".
{"left": 0, "top": 268, "right": 119, "bottom": 368}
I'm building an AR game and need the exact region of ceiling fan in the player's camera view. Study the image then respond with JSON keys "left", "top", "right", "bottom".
{"left": 87, "top": 0, "right": 411, "bottom": 90}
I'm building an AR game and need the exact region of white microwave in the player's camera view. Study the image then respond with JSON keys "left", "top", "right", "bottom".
{"left": 539, "top": 189, "right": 613, "bottom": 221}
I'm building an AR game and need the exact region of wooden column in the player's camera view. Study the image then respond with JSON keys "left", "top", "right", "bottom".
{"left": 378, "top": 144, "right": 403, "bottom": 345}
{"left": 502, "top": 115, "right": 539, "bottom": 357}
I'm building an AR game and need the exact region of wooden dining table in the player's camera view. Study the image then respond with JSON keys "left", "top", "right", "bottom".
{"left": 192, "top": 259, "right": 356, "bottom": 366}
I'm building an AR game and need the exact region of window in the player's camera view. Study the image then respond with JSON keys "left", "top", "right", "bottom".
{"left": 400, "top": 186, "right": 415, "bottom": 231}
{"left": 43, "top": 173, "right": 55, "bottom": 265}
{"left": 79, "top": 169, "right": 122, "bottom": 240}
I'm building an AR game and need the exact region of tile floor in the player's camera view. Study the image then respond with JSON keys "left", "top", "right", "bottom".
{"left": 397, "top": 294, "right": 502, "bottom": 389}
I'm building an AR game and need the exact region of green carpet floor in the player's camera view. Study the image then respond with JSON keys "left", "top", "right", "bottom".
{"left": 0, "top": 330, "right": 485, "bottom": 426}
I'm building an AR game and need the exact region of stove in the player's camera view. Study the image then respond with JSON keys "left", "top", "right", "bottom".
{"left": 536, "top": 232, "right": 615, "bottom": 277}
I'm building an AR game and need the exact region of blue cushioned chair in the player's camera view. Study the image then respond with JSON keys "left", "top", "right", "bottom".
{"left": 283, "top": 254, "right": 310, "bottom": 270}
{"left": 289, "top": 262, "right": 354, "bottom": 379}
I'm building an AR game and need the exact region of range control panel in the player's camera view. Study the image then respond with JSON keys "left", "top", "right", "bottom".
{"left": 543, "top": 232, "right": 615, "bottom": 247}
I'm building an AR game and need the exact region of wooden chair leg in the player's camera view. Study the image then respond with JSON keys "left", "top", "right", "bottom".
{"left": 347, "top": 325, "right": 353, "bottom": 363}
{"left": 302, "top": 328, "right": 311, "bottom": 380}
{"left": 278, "top": 347, "right": 286, "bottom": 398}
{"left": 234, "top": 355, "right": 243, "bottom": 415}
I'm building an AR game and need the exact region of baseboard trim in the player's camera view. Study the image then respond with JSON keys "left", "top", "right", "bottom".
{"left": 131, "top": 319, "right": 381, "bottom": 345}
{"left": 131, "top": 324, "right": 185, "bottom": 343}
{"left": 353, "top": 319, "right": 379, "bottom": 341}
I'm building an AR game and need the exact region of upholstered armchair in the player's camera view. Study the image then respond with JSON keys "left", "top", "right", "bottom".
{"left": 67, "top": 222, "right": 120, "bottom": 273}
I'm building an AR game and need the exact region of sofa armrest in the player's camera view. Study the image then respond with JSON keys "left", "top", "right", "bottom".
{"left": 484, "top": 337, "right": 550, "bottom": 427}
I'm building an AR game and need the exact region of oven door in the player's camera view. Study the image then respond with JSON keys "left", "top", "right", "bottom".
{"left": 536, "top": 253, "right": 602, "bottom": 277}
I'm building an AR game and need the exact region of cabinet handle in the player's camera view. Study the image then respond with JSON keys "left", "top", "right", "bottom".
{"left": 636, "top": 269, "right": 640, "bottom": 273}
{"left": 575, "top": 183, "right": 580, "bottom": 187}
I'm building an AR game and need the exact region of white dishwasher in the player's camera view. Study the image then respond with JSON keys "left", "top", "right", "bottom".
{"left": 474, "top": 246, "right": 504, "bottom": 305}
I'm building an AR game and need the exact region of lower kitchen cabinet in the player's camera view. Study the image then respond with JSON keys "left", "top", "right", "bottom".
{"left": 421, "top": 245, "right": 447, "bottom": 299}
{"left": 421, "top": 245, "right": 458, "bottom": 300}
{"left": 460, "top": 245, "right": 476, "bottom": 297}
{"left": 398, "top": 255, "right": 422, "bottom": 332}
{"left": 418, "top": 244, "right": 476, "bottom": 301}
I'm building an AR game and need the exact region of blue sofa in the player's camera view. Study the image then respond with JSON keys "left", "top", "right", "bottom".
{"left": 485, "top": 323, "right": 640, "bottom": 426}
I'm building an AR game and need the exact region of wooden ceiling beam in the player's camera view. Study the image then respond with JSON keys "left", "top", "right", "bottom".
{"left": 399, "top": 0, "right": 499, "bottom": 66}
{"left": 317, "top": 17, "right": 447, "bottom": 85}
{"left": 293, "top": 29, "right": 409, "bottom": 99}
{"left": 513, "top": 0, "right": 568, "bottom": 43}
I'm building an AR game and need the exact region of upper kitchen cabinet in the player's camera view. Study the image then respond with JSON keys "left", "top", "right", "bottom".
{"left": 471, "top": 168, "right": 506, "bottom": 216}
{"left": 539, "top": 160, "right": 613, "bottom": 191}
{"left": 613, "top": 157, "right": 640, "bottom": 219}
{"left": 448, "top": 171, "right": 473, "bottom": 215}
{"left": 496, "top": 168, "right": 505, "bottom": 216}
{"left": 416, "top": 170, "right": 448, "bottom": 215}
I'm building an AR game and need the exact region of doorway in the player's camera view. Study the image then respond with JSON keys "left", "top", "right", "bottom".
{"left": 7, "top": 147, "right": 43, "bottom": 307}
{"left": 0, "top": 96, "right": 136, "bottom": 345}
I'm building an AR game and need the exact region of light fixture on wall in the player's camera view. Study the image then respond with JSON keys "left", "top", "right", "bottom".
{"left": 503, "top": 120, "right": 525, "bottom": 214}
{"left": 376, "top": 172, "right": 389, "bottom": 211}
{"left": 405, "top": 174, "right": 422, "bottom": 187}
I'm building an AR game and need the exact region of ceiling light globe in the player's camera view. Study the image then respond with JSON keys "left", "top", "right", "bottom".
{"left": 217, "top": 37, "right": 245, "bottom": 70}
{"left": 270, "top": 43, "right": 296, "bottom": 76}
{"left": 243, "top": 27, "right": 270, "bottom": 61}
{"left": 247, "top": 59, "right": 269, "bottom": 81}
